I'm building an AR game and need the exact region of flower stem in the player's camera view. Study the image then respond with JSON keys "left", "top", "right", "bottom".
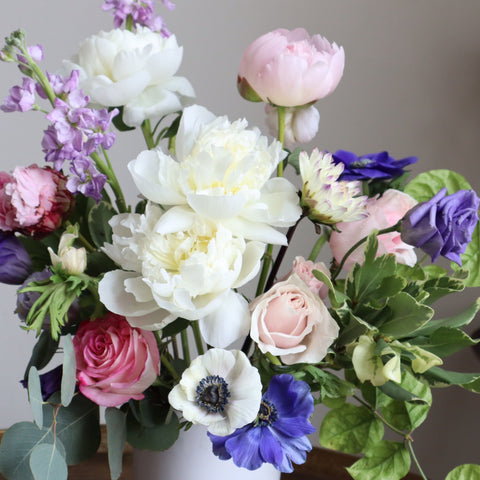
{"left": 191, "top": 321, "right": 205, "bottom": 356}
{"left": 161, "top": 354, "right": 180, "bottom": 382}
{"left": 141, "top": 119, "right": 156, "bottom": 150}
{"left": 407, "top": 439, "right": 428, "bottom": 480}
{"left": 308, "top": 231, "right": 327, "bottom": 261}
{"left": 181, "top": 329, "right": 190, "bottom": 364}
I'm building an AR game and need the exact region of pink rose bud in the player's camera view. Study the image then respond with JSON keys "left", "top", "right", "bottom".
{"left": 329, "top": 189, "right": 418, "bottom": 271}
{"left": 265, "top": 105, "right": 320, "bottom": 148}
{"left": 73, "top": 312, "right": 160, "bottom": 407}
{"left": 238, "top": 28, "right": 345, "bottom": 107}
{"left": 290, "top": 256, "right": 330, "bottom": 299}
{"left": 0, "top": 164, "right": 73, "bottom": 237}
{"left": 250, "top": 274, "right": 339, "bottom": 365}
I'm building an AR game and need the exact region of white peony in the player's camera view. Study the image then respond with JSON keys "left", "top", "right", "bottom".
{"left": 98, "top": 203, "right": 265, "bottom": 347}
{"left": 66, "top": 27, "right": 195, "bottom": 126}
{"left": 168, "top": 348, "right": 262, "bottom": 436}
{"left": 128, "top": 105, "right": 302, "bottom": 245}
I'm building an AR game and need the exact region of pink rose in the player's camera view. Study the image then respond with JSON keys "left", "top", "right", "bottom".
{"left": 250, "top": 274, "right": 339, "bottom": 365}
{"left": 0, "top": 164, "right": 73, "bottom": 237}
{"left": 329, "top": 189, "right": 418, "bottom": 270}
{"left": 289, "top": 256, "right": 330, "bottom": 299}
{"left": 73, "top": 312, "right": 160, "bottom": 407}
{"left": 238, "top": 28, "right": 345, "bottom": 107}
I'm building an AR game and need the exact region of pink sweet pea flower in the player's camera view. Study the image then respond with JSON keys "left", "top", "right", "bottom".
{"left": 73, "top": 313, "right": 160, "bottom": 407}
{"left": 238, "top": 28, "right": 345, "bottom": 107}
{"left": 329, "top": 189, "right": 418, "bottom": 270}
{"left": 0, "top": 164, "right": 73, "bottom": 237}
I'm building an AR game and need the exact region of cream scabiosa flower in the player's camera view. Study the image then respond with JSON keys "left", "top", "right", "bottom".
{"left": 168, "top": 348, "right": 262, "bottom": 436}
{"left": 300, "top": 149, "right": 368, "bottom": 225}
{"left": 66, "top": 27, "right": 195, "bottom": 126}
{"left": 128, "top": 105, "right": 302, "bottom": 245}
{"left": 98, "top": 203, "right": 265, "bottom": 347}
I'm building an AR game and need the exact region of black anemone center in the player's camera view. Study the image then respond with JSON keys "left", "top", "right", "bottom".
{"left": 195, "top": 375, "right": 230, "bottom": 413}
{"left": 256, "top": 399, "right": 278, "bottom": 427}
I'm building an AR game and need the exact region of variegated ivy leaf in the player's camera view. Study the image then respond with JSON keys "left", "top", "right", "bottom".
{"left": 390, "top": 341, "right": 443, "bottom": 374}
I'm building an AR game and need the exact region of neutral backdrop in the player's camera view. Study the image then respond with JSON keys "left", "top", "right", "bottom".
{"left": 1, "top": 1, "right": 479, "bottom": 478}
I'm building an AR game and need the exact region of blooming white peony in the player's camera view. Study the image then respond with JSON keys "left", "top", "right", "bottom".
{"left": 128, "top": 105, "right": 302, "bottom": 245}
{"left": 98, "top": 203, "right": 265, "bottom": 347}
{"left": 168, "top": 348, "right": 262, "bottom": 436}
{"left": 66, "top": 27, "right": 195, "bottom": 126}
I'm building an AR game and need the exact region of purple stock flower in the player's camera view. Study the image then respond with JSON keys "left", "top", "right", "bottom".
{"left": 332, "top": 149, "right": 417, "bottom": 182}
{"left": 1, "top": 77, "right": 36, "bottom": 112}
{"left": 67, "top": 156, "right": 107, "bottom": 202}
{"left": 0, "top": 232, "right": 32, "bottom": 284}
{"left": 208, "top": 374, "right": 315, "bottom": 473}
{"left": 102, "top": 0, "right": 173, "bottom": 35}
{"left": 401, "top": 188, "right": 480, "bottom": 265}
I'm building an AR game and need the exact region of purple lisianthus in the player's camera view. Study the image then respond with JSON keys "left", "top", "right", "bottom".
{"left": 0, "top": 232, "right": 32, "bottom": 284}
{"left": 332, "top": 149, "right": 417, "bottom": 182}
{"left": 20, "top": 364, "right": 63, "bottom": 401}
{"left": 400, "top": 188, "right": 480, "bottom": 265}
{"left": 208, "top": 374, "right": 315, "bottom": 473}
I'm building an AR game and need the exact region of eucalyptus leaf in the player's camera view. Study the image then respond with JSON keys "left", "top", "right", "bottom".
{"left": 0, "top": 422, "right": 55, "bottom": 480}
{"left": 29, "top": 442, "right": 68, "bottom": 480}
{"left": 42, "top": 393, "right": 100, "bottom": 465}
{"left": 445, "top": 464, "right": 480, "bottom": 480}
{"left": 404, "top": 169, "right": 472, "bottom": 202}
{"left": 105, "top": 407, "right": 127, "bottom": 480}
{"left": 23, "top": 332, "right": 59, "bottom": 381}
{"left": 319, "top": 404, "right": 383, "bottom": 454}
{"left": 28, "top": 367, "right": 44, "bottom": 429}
{"left": 346, "top": 441, "right": 411, "bottom": 480}
{"left": 61, "top": 334, "right": 76, "bottom": 407}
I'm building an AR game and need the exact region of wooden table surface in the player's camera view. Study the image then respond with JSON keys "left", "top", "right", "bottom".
{"left": 0, "top": 447, "right": 422, "bottom": 480}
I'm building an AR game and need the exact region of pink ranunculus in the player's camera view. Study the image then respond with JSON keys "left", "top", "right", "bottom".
{"left": 238, "top": 28, "right": 345, "bottom": 107}
{"left": 250, "top": 274, "right": 339, "bottom": 365}
{"left": 0, "top": 164, "right": 73, "bottom": 237}
{"left": 73, "top": 312, "right": 160, "bottom": 407}
{"left": 329, "top": 189, "right": 418, "bottom": 271}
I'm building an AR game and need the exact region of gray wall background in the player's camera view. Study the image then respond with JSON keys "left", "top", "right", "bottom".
{"left": 1, "top": 1, "right": 479, "bottom": 478}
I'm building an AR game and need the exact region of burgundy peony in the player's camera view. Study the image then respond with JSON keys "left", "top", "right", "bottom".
{"left": 73, "top": 312, "right": 160, "bottom": 407}
{"left": 400, "top": 188, "right": 480, "bottom": 265}
{"left": 0, "top": 164, "right": 73, "bottom": 237}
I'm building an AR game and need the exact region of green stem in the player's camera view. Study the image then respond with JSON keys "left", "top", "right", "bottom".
{"left": 266, "top": 352, "right": 281, "bottom": 366}
{"left": 308, "top": 232, "right": 327, "bottom": 261}
{"left": 141, "top": 119, "right": 156, "bottom": 150}
{"left": 168, "top": 134, "right": 176, "bottom": 155}
{"left": 125, "top": 15, "right": 134, "bottom": 32}
{"left": 276, "top": 106, "right": 286, "bottom": 177}
{"left": 77, "top": 232, "right": 96, "bottom": 253}
{"left": 407, "top": 440, "right": 428, "bottom": 480}
{"left": 256, "top": 245, "right": 274, "bottom": 297}
{"left": 181, "top": 329, "right": 190, "bottom": 364}
{"left": 161, "top": 354, "right": 180, "bottom": 382}
{"left": 191, "top": 321, "right": 205, "bottom": 356}
{"left": 331, "top": 223, "right": 401, "bottom": 281}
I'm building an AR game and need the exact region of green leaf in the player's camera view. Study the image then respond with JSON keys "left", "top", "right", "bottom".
{"left": 28, "top": 367, "right": 44, "bottom": 429}
{"left": 42, "top": 393, "right": 101, "bottom": 465}
{"left": 423, "top": 271, "right": 467, "bottom": 304}
{"left": 445, "top": 464, "right": 480, "bottom": 480}
{"left": 88, "top": 201, "right": 117, "bottom": 248}
{"left": 286, "top": 148, "right": 302, "bottom": 174}
{"left": 336, "top": 311, "right": 377, "bottom": 348}
{"left": 453, "top": 222, "right": 480, "bottom": 287}
{"left": 29, "top": 442, "right": 68, "bottom": 480}
{"left": 413, "top": 297, "right": 480, "bottom": 336}
{"left": 379, "top": 292, "right": 433, "bottom": 338}
{"left": 126, "top": 409, "right": 179, "bottom": 451}
{"left": 404, "top": 169, "right": 472, "bottom": 202}
{"left": 105, "top": 408, "right": 127, "bottom": 480}
{"left": 319, "top": 404, "right": 383, "bottom": 454}
{"left": 422, "top": 367, "right": 480, "bottom": 389}
{"left": 23, "top": 332, "right": 59, "bottom": 381}
{"left": 304, "top": 366, "right": 356, "bottom": 401}
{"left": 61, "top": 334, "right": 76, "bottom": 407}
{"left": 161, "top": 318, "right": 190, "bottom": 338}
{"left": 411, "top": 327, "right": 478, "bottom": 357}
{"left": 0, "top": 422, "right": 55, "bottom": 480}
{"left": 346, "top": 441, "right": 411, "bottom": 480}
{"left": 110, "top": 106, "right": 135, "bottom": 132}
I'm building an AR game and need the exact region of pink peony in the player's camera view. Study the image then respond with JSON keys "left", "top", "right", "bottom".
{"left": 329, "top": 189, "right": 418, "bottom": 270}
{"left": 0, "top": 164, "right": 73, "bottom": 237}
{"left": 250, "top": 274, "right": 339, "bottom": 365}
{"left": 73, "top": 312, "right": 160, "bottom": 407}
{"left": 238, "top": 28, "right": 344, "bottom": 107}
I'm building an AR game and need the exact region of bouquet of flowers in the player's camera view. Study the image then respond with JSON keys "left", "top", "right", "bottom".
{"left": 0, "top": 2, "right": 479, "bottom": 479}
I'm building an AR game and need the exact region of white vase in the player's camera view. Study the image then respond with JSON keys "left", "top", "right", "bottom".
{"left": 132, "top": 424, "right": 282, "bottom": 480}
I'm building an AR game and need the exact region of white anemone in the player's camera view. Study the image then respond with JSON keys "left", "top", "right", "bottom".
{"left": 98, "top": 203, "right": 265, "bottom": 347}
{"left": 66, "top": 27, "right": 195, "bottom": 126}
{"left": 168, "top": 349, "right": 262, "bottom": 436}
{"left": 128, "top": 105, "right": 302, "bottom": 245}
